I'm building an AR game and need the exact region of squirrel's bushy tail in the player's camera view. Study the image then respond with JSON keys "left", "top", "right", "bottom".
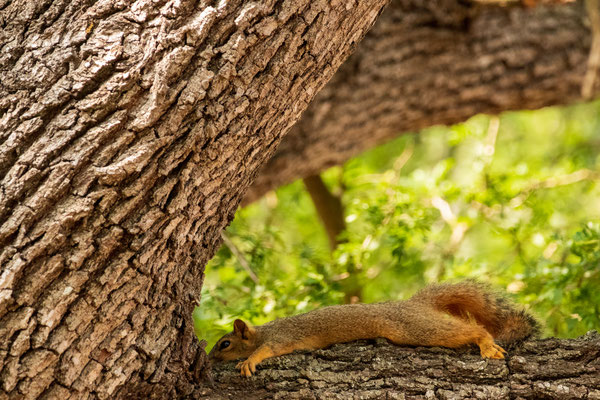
{"left": 410, "top": 281, "right": 540, "bottom": 343}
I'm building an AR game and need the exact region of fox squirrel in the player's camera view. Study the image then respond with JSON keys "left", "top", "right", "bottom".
{"left": 208, "top": 281, "right": 540, "bottom": 377}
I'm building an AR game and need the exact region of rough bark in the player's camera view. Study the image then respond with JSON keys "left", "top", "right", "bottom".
{"left": 244, "top": 0, "right": 600, "bottom": 203}
{"left": 202, "top": 331, "right": 600, "bottom": 399}
{"left": 0, "top": 0, "right": 389, "bottom": 398}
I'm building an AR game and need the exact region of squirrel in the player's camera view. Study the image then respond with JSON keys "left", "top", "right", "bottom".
{"left": 208, "top": 281, "right": 540, "bottom": 377}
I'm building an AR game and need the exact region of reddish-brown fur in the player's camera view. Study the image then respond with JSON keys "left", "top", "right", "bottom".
{"left": 209, "top": 281, "right": 539, "bottom": 377}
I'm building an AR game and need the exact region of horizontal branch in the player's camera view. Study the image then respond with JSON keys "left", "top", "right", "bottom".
{"left": 201, "top": 331, "right": 600, "bottom": 399}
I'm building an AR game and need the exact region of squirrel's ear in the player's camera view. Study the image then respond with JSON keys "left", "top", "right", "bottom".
{"left": 233, "top": 319, "right": 255, "bottom": 340}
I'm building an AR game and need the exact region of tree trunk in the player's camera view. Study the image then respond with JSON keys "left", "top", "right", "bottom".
{"left": 302, "top": 175, "right": 345, "bottom": 251}
{"left": 0, "top": 0, "right": 389, "bottom": 398}
{"left": 202, "top": 332, "right": 600, "bottom": 399}
{"left": 244, "top": 0, "right": 599, "bottom": 203}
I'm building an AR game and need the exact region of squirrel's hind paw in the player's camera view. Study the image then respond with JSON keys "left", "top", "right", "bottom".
{"left": 480, "top": 342, "right": 507, "bottom": 359}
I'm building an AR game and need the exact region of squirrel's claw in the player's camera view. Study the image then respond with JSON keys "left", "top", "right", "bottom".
{"left": 236, "top": 359, "right": 256, "bottom": 377}
{"left": 480, "top": 342, "right": 507, "bottom": 359}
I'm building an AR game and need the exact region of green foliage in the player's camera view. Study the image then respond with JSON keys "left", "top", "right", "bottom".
{"left": 196, "top": 101, "right": 600, "bottom": 350}
{"left": 524, "top": 223, "right": 600, "bottom": 337}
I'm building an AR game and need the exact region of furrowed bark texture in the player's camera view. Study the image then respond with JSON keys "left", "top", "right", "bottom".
{"left": 0, "top": 0, "right": 389, "bottom": 398}
{"left": 244, "top": 0, "right": 599, "bottom": 203}
{"left": 203, "top": 332, "right": 600, "bottom": 399}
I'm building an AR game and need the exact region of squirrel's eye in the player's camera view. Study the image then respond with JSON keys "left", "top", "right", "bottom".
{"left": 220, "top": 340, "right": 231, "bottom": 350}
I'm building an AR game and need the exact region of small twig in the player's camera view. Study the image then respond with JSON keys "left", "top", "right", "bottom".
{"left": 518, "top": 168, "right": 600, "bottom": 195}
{"left": 393, "top": 141, "right": 415, "bottom": 172}
{"left": 483, "top": 116, "right": 500, "bottom": 163}
{"left": 473, "top": 168, "right": 600, "bottom": 215}
{"left": 582, "top": 0, "right": 600, "bottom": 99}
{"left": 508, "top": 169, "right": 600, "bottom": 208}
{"left": 430, "top": 196, "right": 470, "bottom": 281}
{"left": 220, "top": 231, "right": 260, "bottom": 285}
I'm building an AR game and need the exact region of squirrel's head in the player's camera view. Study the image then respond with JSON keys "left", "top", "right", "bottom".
{"left": 208, "top": 319, "right": 258, "bottom": 362}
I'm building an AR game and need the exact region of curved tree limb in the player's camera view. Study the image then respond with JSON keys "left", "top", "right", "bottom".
{"left": 244, "top": 0, "right": 599, "bottom": 203}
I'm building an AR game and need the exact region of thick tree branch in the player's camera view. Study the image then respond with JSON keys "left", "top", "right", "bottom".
{"left": 0, "top": 0, "right": 389, "bottom": 397}
{"left": 202, "top": 332, "right": 600, "bottom": 399}
{"left": 244, "top": 0, "right": 599, "bottom": 203}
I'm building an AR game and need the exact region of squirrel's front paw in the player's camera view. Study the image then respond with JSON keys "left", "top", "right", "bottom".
{"left": 236, "top": 359, "right": 256, "bottom": 377}
{"left": 480, "top": 342, "right": 507, "bottom": 359}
